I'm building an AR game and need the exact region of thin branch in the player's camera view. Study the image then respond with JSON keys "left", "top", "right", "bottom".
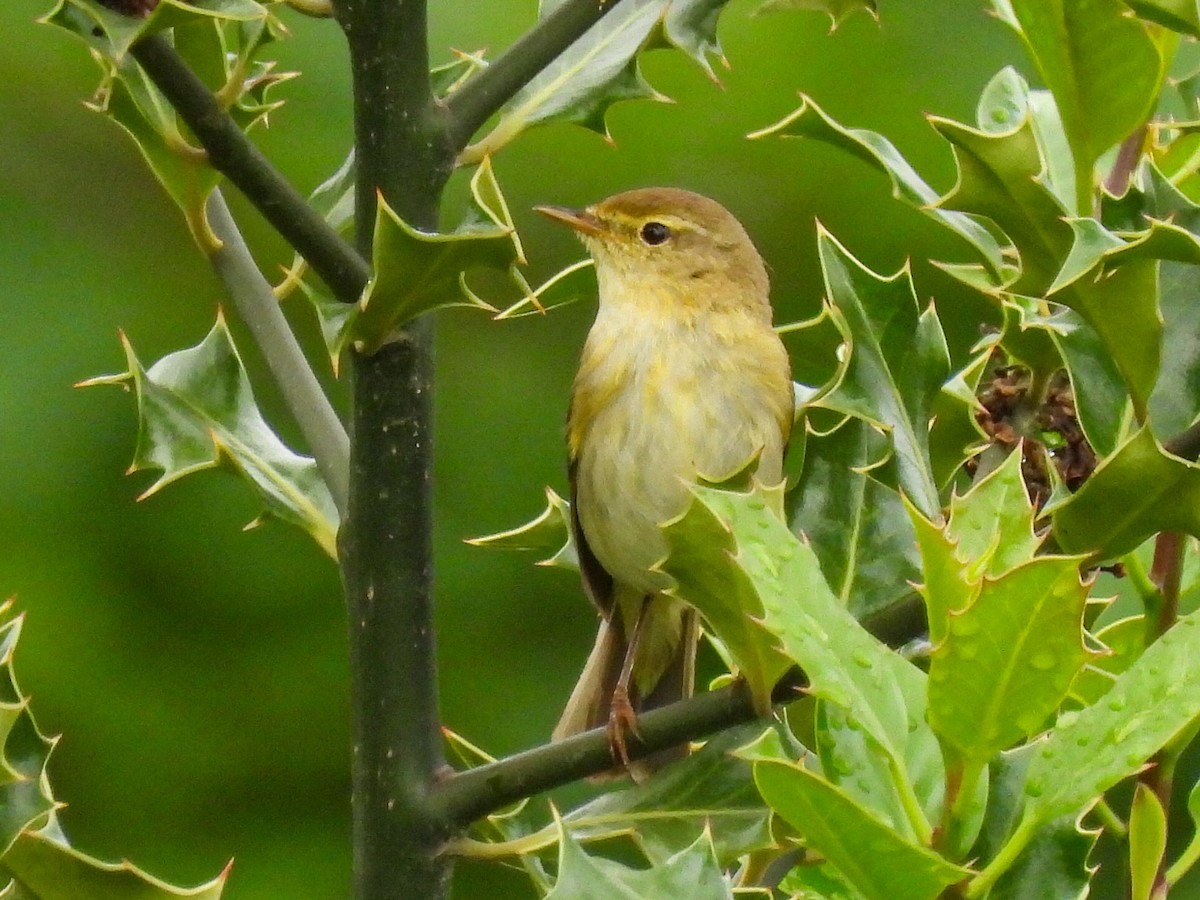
{"left": 205, "top": 189, "right": 350, "bottom": 515}
{"left": 430, "top": 669, "right": 808, "bottom": 832}
{"left": 1143, "top": 532, "right": 1185, "bottom": 899}
{"left": 443, "top": 0, "right": 630, "bottom": 151}
{"left": 130, "top": 35, "right": 371, "bottom": 302}
{"left": 1165, "top": 418, "right": 1200, "bottom": 461}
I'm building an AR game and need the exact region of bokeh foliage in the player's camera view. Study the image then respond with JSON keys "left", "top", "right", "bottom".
{"left": 13, "top": 0, "right": 1200, "bottom": 898}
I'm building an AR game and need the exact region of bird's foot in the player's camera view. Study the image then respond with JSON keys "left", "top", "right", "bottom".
{"left": 606, "top": 684, "right": 641, "bottom": 768}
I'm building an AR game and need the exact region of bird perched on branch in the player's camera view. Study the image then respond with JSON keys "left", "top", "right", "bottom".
{"left": 536, "top": 188, "right": 794, "bottom": 779}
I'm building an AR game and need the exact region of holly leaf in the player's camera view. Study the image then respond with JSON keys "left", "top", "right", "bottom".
{"left": 546, "top": 824, "right": 733, "bottom": 900}
{"left": 0, "top": 604, "right": 56, "bottom": 858}
{"left": 745, "top": 753, "right": 969, "bottom": 900}
{"left": 977, "top": 66, "right": 1075, "bottom": 213}
{"left": 1049, "top": 426, "right": 1200, "bottom": 558}
{"left": 657, "top": 483, "right": 793, "bottom": 715}
{"left": 81, "top": 315, "right": 339, "bottom": 556}
{"left": 750, "top": 96, "right": 1004, "bottom": 279}
{"left": 461, "top": 0, "right": 735, "bottom": 163}
{"left": 751, "top": 0, "right": 877, "bottom": 30}
{"left": 353, "top": 159, "right": 525, "bottom": 352}
{"left": 932, "top": 115, "right": 1073, "bottom": 295}
{"left": 816, "top": 229, "right": 949, "bottom": 520}
{"left": 3, "top": 829, "right": 229, "bottom": 899}
{"left": 669, "top": 483, "right": 934, "bottom": 842}
{"left": 927, "top": 556, "right": 1092, "bottom": 768}
{"left": 1068, "top": 615, "right": 1144, "bottom": 708}
{"left": 562, "top": 723, "right": 793, "bottom": 864}
{"left": 466, "top": 487, "right": 576, "bottom": 569}
{"left": 970, "top": 610, "right": 1200, "bottom": 893}
{"left": 40, "top": 0, "right": 267, "bottom": 63}
{"left": 786, "top": 417, "right": 921, "bottom": 621}
{"left": 969, "top": 745, "right": 1098, "bottom": 900}
{"left": 1020, "top": 609, "right": 1200, "bottom": 830}
{"left": 999, "top": 0, "right": 1164, "bottom": 213}
{"left": 910, "top": 449, "right": 1093, "bottom": 768}
{"left": 1129, "top": 783, "right": 1167, "bottom": 900}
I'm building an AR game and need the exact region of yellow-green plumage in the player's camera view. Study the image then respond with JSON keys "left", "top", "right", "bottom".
{"left": 540, "top": 188, "right": 793, "bottom": 774}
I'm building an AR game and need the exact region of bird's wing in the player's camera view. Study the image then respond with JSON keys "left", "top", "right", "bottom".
{"left": 568, "top": 455, "right": 615, "bottom": 617}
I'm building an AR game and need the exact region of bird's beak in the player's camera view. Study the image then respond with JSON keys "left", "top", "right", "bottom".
{"left": 534, "top": 204, "right": 607, "bottom": 237}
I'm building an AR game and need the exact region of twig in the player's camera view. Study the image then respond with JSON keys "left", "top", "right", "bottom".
{"left": 443, "top": 0, "right": 630, "bottom": 151}
{"left": 129, "top": 35, "right": 371, "bottom": 302}
{"left": 430, "top": 669, "right": 808, "bottom": 831}
{"left": 205, "top": 190, "right": 350, "bottom": 515}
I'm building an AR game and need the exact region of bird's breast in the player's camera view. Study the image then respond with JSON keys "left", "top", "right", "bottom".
{"left": 569, "top": 303, "right": 792, "bottom": 593}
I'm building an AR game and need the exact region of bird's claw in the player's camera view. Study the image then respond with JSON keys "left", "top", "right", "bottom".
{"left": 606, "top": 684, "right": 641, "bottom": 768}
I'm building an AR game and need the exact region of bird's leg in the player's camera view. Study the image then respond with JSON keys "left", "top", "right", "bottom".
{"left": 608, "top": 595, "right": 650, "bottom": 767}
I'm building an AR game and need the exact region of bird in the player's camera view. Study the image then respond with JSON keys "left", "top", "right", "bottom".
{"left": 535, "top": 187, "right": 794, "bottom": 778}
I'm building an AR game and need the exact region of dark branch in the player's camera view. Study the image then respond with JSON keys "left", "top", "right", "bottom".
{"left": 332, "top": 0, "right": 452, "bottom": 896}
{"left": 430, "top": 669, "right": 807, "bottom": 831}
{"left": 443, "top": 0, "right": 630, "bottom": 151}
{"left": 1165, "top": 419, "right": 1200, "bottom": 462}
{"left": 130, "top": 35, "right": 371, "bottom": 302}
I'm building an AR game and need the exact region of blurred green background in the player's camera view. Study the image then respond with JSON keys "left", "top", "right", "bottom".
{"left": 2, "top": 1, "right": 1165, "bottom": 898}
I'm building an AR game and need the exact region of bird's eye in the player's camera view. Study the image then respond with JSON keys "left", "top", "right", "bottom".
{"left": 639, "top": 222, "right": 672, "bottom": 245}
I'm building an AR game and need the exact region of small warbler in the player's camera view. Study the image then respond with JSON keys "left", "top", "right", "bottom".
{"left": 536, "top": 188, "right": 794, "bottom": 777}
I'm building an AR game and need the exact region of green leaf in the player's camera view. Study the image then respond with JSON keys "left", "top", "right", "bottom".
{"left": 563, "top": 723, "right": 795, "bottom": 864}
{"left": 1129, "top": 783, "right": 1167, "bottom": 900}
{"left": 0, "top": 604, "right": 56, "bottom": 858}
{"left": 3, "top": 829, "right": 228, "bottom": 899}
{"left": 977, "top": 66, "right": 1075, "bottom": 213}
{"left": 750, "top": 97, "right": 1003, "bottom": 279}
{"left": 1049, "top": 426, "right": 1200, "bottom": 558}
{"left": 777, "top": 861, "right": 859, "bottom": 899}
{"left": 946, "top": 447, "right": 1042, "bottom": 577}
{"left": 929, "top": 352, "right": 991, "bottom": 491}
{"left": 751, "top": 0, "right": 877, "bottom": 30}
{"left": 353, "top": 159, "right": 524, "bottom": 351}
{"left": 928, "top": 556, "right": 1091, "bottom": 767}
{"left": 1037, "top": 307, "right": 1128, "bottom": 456}
{"left": 786, "top": 417, "right": 921, "bottom": 621}
{"left": 92, "top": 58, "right": 223, "bottom": 245}
{"left": 816, "top": 229, "right": 949, "bottom": 520}
{"left": 466, "top": 487, "right": 577, "bottom": 569}
{"left": 932, "top": 115, "right": 1073, "bottom": 295}
{"left": 970, "top": 746, "right": 1097, "bottom": 900}
{"left": 82, "top": 316, "right": 338, "bottom": 556}
{"left": 1068, "top": 615, "right": 1144, "bottom": 707}
{"left": 908, "top": 441, "right": 1043, "bottom": 646}
{"left": 1001, "top": 0, "right": 1164, "bottom": 214}
{"left": 671, "top": 483, "right": 933, "bottom": 841}
{"left": 1022, "top": 609, "right": 1200, "bottom": 827}
{"left": 40, "top": 0, "right": 267, "bottom": 63}
{"left": 461, "top": 0, "right": 733, "bottom": 162}
{"left": 658, "top": 484, "right": 793, "bottom": 714}
{"left": 988, "top": 816, "right": 1097, "bottom": 900}
{"left": 1139, "top": 167, "right": 1200, "bottom": 438}
{"left": 546, "top": 825, "right": 733, "bottom": 900}
{"left": 748, "top": 758, "right": 969, "bottom": 900}
{"left": 1125, "top": 0, "right": 1200, "bottom": 37}
{"left": 997, "top": 299, "right": 1062, "bottom": 383}
{"left": 815, "top": 664, "right": 979, "bottom": 850}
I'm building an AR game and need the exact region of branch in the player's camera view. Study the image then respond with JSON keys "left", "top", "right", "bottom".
{"left": 333, "top": 0, "right": 452, "bottom": 896}
{"left": 129, "top": 35, "right": 371, "bottom": 303}
{"left": 431, "top": 669, "right": 808, "bottom": 832}
{"left": 205, "top": 190, "right": 350, "bottom": 514}
{"left": 443, "top": 0, "right": 630, "bottom": 151}
{"left": 1165, "top": 419, "right": 1200, "bottom": 462}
